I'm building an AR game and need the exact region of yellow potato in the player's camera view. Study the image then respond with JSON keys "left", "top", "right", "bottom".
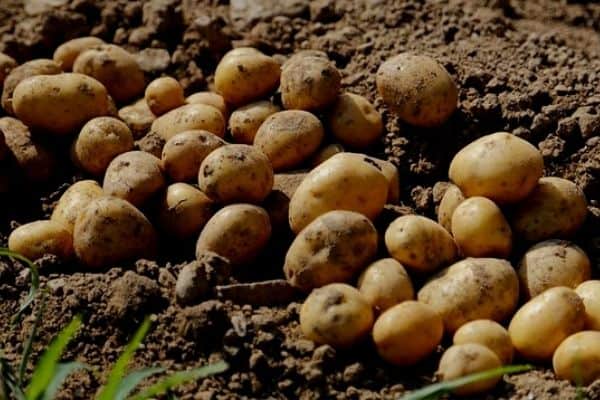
{"left": 453, "top": 320, "right": 513, "bottom": 364}
{"left": 553, "top": 331, "right": 600, "bottom": 385}
{"left": 357, "top": 258, "right": 414, "bottom": 313}
{"left": 508, "top": 287, "right": 585, "bottom": 361}
{"left": 0, "top": 52, "right": 17, "bottom": 85}
{"left": 284, "top": 210, "right": 378, "bottom": 291}
{"left": 51, "top": 180, "right": 104, "bottom": 232}
{"left": 118, "top": 99, "right": 156, "bottom": 139}
{"left": 53, "top": 36, "right": 105, "bottom": 71}
{"left": 229, "top": 100, "right": 280, "bottom": 144}
{"left": 8, "top": 220, "right": 73, "bottom": 261}
{"left": 373, "top": 301, "right": 443, "bottom": 366}
{"left": 310, "top": 143, "right": 344, "bottom": 167}
{"left": 157, "top": 183, "right": 214, "bottom": 238}
{"left": 145, "top": 76, "right": 185, "bottom": 116}
{"left": 150, "top": 103, "right": 225, "bottom": 141}
{"left": 328, "top": 93, "right": 383, "bottom": 149}
{"left": 186, "top": 91, "right": 229, "bottom": 118}
{"left": 575, "top": 280, "right": 600, "bottom": 330}
{"left": 437, "top": 183, "right": 465, "bottom": 232}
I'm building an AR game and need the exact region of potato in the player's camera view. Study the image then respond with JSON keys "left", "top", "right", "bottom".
{"left": 161, "top": 130, "right": 225, "bottom": 182}
{"left": 0, "top": 52, "right": 17, "bottom": 85}
{"left": 288, "top": 152, "right": 388, "bottom": 233}
{"left": 186, "top": 91, "right": 229, "bottom": 118}
{"left": 341, "top": 153, "right": 400, "bottom": 204}
{"left": 511, "top": 177, "right": 588, "bottom": 242}
{"left": 157, "top": 183, "right": 214, "bottom": 238}
{"left": 254, "top": 110, "right": 324, "bottom": 171}
{"left": 300, "top": 283, "right": 373, "bottom": 348}
{"left": 73, "top": 196, "right": 158, "bottom": 268}
{"left": 53, "top": 36, "right": 105, "bottom": 71}
{"left": 229, "top": 100, "right": 280, "bottom": 144}
{"left": 357, "top": 258, "right": 414, "bottom": 313}
{"left": 103, "top": 151, "right": 166, "bottom": 207}
{"left": 384, "top": 215, "right": 457, "bottom": 273}
{"left": 448, "top": 132, "right": 544, "bottom": 204}
{"left": 281, "top": 55, "right": 341, "bottom": 111}
{"left": 198, "top": 144, "right": 273, "bottom": 204}
{"left": 135, "top": 131, "right": 165, "bottom": 158}
{"left": 373, "top": 301, "right": 443, "bottom": 366}
{"left": 575, "top": 280, "right": 600, "bottom": 330}
{"left": 195, "top": 204, "right": 271, "bottom": 265}
{"left": 508, "top": 286, "right": 585, "bottom": 361}
{"left": 72, "top": 117, "right": 134, "bottom": 175}
{"left": 328, "top": 93, "right": 383, "bottom": 148}
{"left": 376, "top": 53, "right": 457, "bottom": 127}
{"left": 150, "top": 103, "right": 225, "bottom": 141}
{"left": 311, "top": 143, "right": 344, "bottom": 167}
{"left": 553, "top": 331, "right": 600, "bottom": 385}
{"left": 437, "top": 183, "right": 465, "bottom": 232}
{"left": 284, "top": 210, "right": 378, "bottom": 291}
{"left": 73, "top": 44, "right": 145, "bottom": 103}
{"left": 214, "top": 48, "right": 280, "bottom": 106}
{"left": 437, "top": 344, "right": 502, "bottom": 396}
{"left": 145, "top": 76, "right": 185, "bottom": 116}
{"left": 282, "top": 50, "right": 328, "bottom": 69}
{"left": 13, "top": 73, "right": 111, "bottom": 135}
{"left": 418, "top": 258, "right": 519, "bottom": 333}
{"left": 453, "top": 320, "right": 513, "bottom": 364}
{"left": 8, "top": 220, "right": 73, "bottom": 261}
{"left": 118, "top": 99, "right": 156, "bottom": 139}
{"left": 51, "top": 180, "right": 104, "bottom": 232}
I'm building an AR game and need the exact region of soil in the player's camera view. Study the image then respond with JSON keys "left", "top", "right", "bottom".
{"left": 0, "top": 0, "right": 599, "bottom": 399}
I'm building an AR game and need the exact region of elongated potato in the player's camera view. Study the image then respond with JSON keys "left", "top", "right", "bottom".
{"left": 553, "top": 331, "right": 600, "bottom": 385}
{"left": 328, "top": 93, "right": 383, "bottom": 149}
{"left": 51, "top": 180, "right": 104, "bottom": 232}
{"left": 157, "top": 183, "right": 214, "bottom": 238}
{"left": 575, "top": 280, "right": 600, "bottom": 330}
{"left": 437, "top": 184, "right": 465, "bottom": 232}
{"left": 229, "top": 100, "right": 280, "bottom": 144}
{"left": 453, "top": 320, "right": 513, "bottom": 364}
{"left": 357, "top": 258, "right": 414, "bottom": 313}
{"left": 186, "top": 92, "right": 229, "bottom": 118}
{"left": 151, "top": 103, "right": 225, "bottom": 141}
{"left": 8, "top": 220, "right": 73, "bottom": 261}
{"left": 145, "top": 76, "right": 185, "bottom": 116}
{"left": 53, "top": 36, "right": 105, "bottom": 71}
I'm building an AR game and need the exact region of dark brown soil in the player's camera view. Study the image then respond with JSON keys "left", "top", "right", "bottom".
{"left": 0, "top": 0, "right": 599, "bottom": 399}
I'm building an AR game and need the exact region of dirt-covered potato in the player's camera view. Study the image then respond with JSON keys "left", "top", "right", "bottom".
{"left": 300, "top": 283, "right": 374, "bottom": 348}
{"left": 437, "top": 344, "right": 502, "bottom": 396}
{"left": 373, "top": 157, "right": 400, "bottom": 204}
{"left": 229, "top": 100, "right": 280, "bottom": 144}
{"left": 118, "top": 99, "right": 156, "bottom": 139}
{"left": 73, "top": 44, "right": 145, "bottom": 103}
{"left": 145, "top": 76, "right": 185, "bottom": 116}
{"left": 195, "top": 204, "right": 271, "bottom": 265}
{"left": 0, "top": 52, "right": 17, "bottom": 86}
{"left": 186, "top": 92, "right": 229, "bottom": 118}
{"left": 281, "top": 55, "right": 341, "bottom": 111}
{"left": 328, "top": 93, "right": 383, "bottom": 148}
{"left": 198, "top": 144, "right": 273, "bottom": 204}
{"left": 284, "top": 210, "right": 378, "bottom": 291}
{"left": 418, "top": 258, "right": 519, "bottom": 333}
{"left": 135, "top": 131, "right": 165, "bottom": 158}
{"left": 157, "top": 183, "right": 214, "bottom": 238}
{"left": 72, "top": 117, "right": 134, "bottom": 175}
{"left": 311, "top": 143, "right": 344, "bottom": 166}
{"left": 553, "top": 331, "right": 600, "bottom": 385}
{"left": 373, "top": 301, "right": 443, "bottom": 366}
{"left": 214, "top": 48, "right": 280, "bottom": 106}
{"left": 451, "top": 196, "right": 512, "bottom": 258}
{"left": 357, "top": 258, "right": 414, "bottom": 313}
{"left": 437, "top": 183, "right": 465, "bottom": 232}
{"left": 8, "top": 220, "right": 73, "bottom": 261}
{"left": 254, "top": 110, "right": 324, "bottom": 171}
{"left": 511, "top": 177, "right": 588, "bottom": 242}
{"left": 288, "top": 152, "right": 388, "bottom": 233}
{"left": 376, "top": 53, "right": 457, "bottom": 127}
{"left": 51, "top": 180, "right": 104, "bottom": 232}
{"left": 384, "top": 215, "right": 457, "bottom": 273}
{"left": 53, "top": 36, "right": 105, "bottom": 71}
{"left": 161, "top": 130, "right": 225, "bottom": 182}
{"left": 576, "top": 280, "right": 600, "bottom": 330}
{"left": 453, "top": 320, "right": 513, "bottom": 364}
{"left": 103, "top": 151, "right": 165, "bottom": 207}
{"left": 13, "top": 73, "right": 111, "bottom": 135}
{"left": 448, "top": 132, "right": 544, "bottom": 204}
{"left": 508, "top": 286, "right": 585, "bottom": 361}
{"left": 151, "top": 103, "right": 226, "bottom": 141}
{"left": 73, "top": 196, "right": 157, "bottom": 268}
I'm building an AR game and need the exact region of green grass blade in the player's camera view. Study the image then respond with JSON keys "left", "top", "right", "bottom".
{"left": 111, "top": 367, "right": 164, "bottom": 400}
{"left": 0, "top": 248, "right": 40, "bottom": 324}
{"left": 18, "top": 292, "right": 47, "bottom": 385}
{"left": 129, "top": 361, "right": 228, "bottom": 400}
{"left": 399, "top": 364, "right": 533, "bottom": 400}
{"left": 1, "top": 352, "right": 26, "bottom": 400}
{"left": 40, "top": 361, "right": 87, "bottom": 400}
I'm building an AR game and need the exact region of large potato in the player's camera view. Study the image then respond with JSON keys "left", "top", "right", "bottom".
{"left": 328, "top": 93, "right": 383, "bottom": 149}
{"left": 437, "top": 183, "right": 465, "bottom": 232}
{"left": 53, "top": 36, "right": 105, "bottom": 71}
{"left": 8, "top": 220, "right": 73, "bottom": 261}
{"left": 145, "top": 76, "right": 185, "bottom": 116}
{"left": 150, "top": 103, "right": 225, "bottom": 141}
{"left": 453, "top": 320, "right": 513, "bottom": 364}
{"left": 357, "top": 258, "right": 414, "bottom": 313}
{"left": 118, "top": 99, "right": 156, "bottom": 139}
{"left": 229, "top": 100, "right": 280, "bottom": 144}
{"left": 448, "top": 132, "right": 544, "bottom": 204}
{"left": 157, "top": 183, "right": 214, "bottom": 238}
{"left": 284, "top": 210, "right": 378, "bottom": 291}
{"left": 418, "top": 258, "right": 519, "bottom": 333}
{"left": 575, "top": 280, "right": 600, "bottom": 330}
{"left": 13, "top": 73, "right": 111, "bottom": 135}
{"left": 186, "top": 92, "right": 229, "bottom": 118}
{"left": 553, "top": 331, "right": 600, "bottom": 385}
{"left": 0, "top": 52, "right": 17, "bottom": 86}
{"left": 508, "top": 287, "right": 585, "bottom": 361}
{"left": 51, "top": 180, "right": 104, "bottom": 232}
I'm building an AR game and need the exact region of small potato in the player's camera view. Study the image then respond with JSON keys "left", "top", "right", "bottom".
{"left": 300, "top": 283, "right": 374, "bottom": 348}
{"left": 161, "top": 130, "right": 225, "bottom": 182}
{"left": 357, "top": 258, "right": 414, "bottom": 313}
{"left": 373, "top": 301, "right": 443, "bottom": 366}
{"left": 151, "top": 103, "right": 226, "bottom": 141}
{"left": 53, "top": 36, "right": 105, "bottom": 71}
{"left": 508, "top": 287, "right": 585, "bottom": 361}
{"left": 418, "top": 258, "right": 519, "bottom": 333}
{"left": 453, "top": 320, "right": 513, "bottom": 364}
{"left": 186, "top": 92, "right": 229, "bottom": 118}
{"left": 437, "top": 184, "right": 465, "bottom": 232}
{"left": 135, "top": 131, "right": 165, "bottom": 158}
{"left": 575, "top": 280, "right": 600, "bottom": 330}
{"left": 449, "top": 132, "right": 544, "bottom": 204}
{"left": 73, "top": 196, "right": 157, "bottom": 268}
{"left": 511, "top": 177, "right": 588, "bottom": 242}
{"left": 103, "top": 151, "right": 166, "bottom": 207}
{"left": 229, "top": 100, "right": 280, "bottom": 144}
{"left": 284, "top": 210, "right": 378, "bottom": 291}
{"left": 437, "top": 344, "right": 502, "bottom": 396}
{"left": 451, "top": 197, "right": 512, "bottom": 258}
{"left": 311, "top": 143, "right": 344, "bottom": 167}
{"left": 198, "top": 144, "right": 273, "bottom": 204}
{"left": 384, "top": 215, "right": 457, "bottom": 273}
{"left": 0, "top": 52, "right": 17, "bottom": 85}
{"left": 328, "top": 93, "right": 383, "bottom": 148}
{"left": 51, "top": 180, "right": 104, "bottom": 232}
{"left": 157, "top": 183, "right": 214, "bottom": 238}
{"left": 553, "top": 331, "right": 600, "bottom": 385}
{"left": 118, "top": 99, "right": 156, "bottom": 139}
{"left": 195, "top": 204, "right": 271, "bottom": 265}
{"left": 254, "top": 110, "right": 324, "bottom": 171}
{"left": 214, "top": 48, "right": 280, "bottom": 106}
{"left": 281, "top": 56, "right": 341, "bottom": 111}
{"left": 145, "top": 76, "right": 185, "bottom": 116}
{"left": 72, "top": 117, "right": 134, "bottom": 175}
{"left": 8, "top": 220, "right": 73, "bottom": 261}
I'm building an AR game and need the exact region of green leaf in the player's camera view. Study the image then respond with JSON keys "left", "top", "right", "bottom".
{"left": 112, "top": 367, "right": 164, "bottom": 400}
{"left": 19, "top": 293, "right": 47, "bottom": 385}
{"left": 1, "top": 351, "right": 25, "bottom": 400}
{"left": 0, "top": 248, "right": 40, "bottom": 324}
{"left": 40, "top": 361, "right": 87, "bottom": 400}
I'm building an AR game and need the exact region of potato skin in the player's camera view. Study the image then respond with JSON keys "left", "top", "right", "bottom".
{"left": 553, "top": 331, "right": 600, "bottom": 385}
{"left": 575, "top": 280, "right": 600, "bottom": 330}
{"left": 145, "top": 76, "right": 185, "bottom": 116}
{"left": 8, "top": 220, "right": 73, "bottom": 261}
{"left": 328, "top": 93, "right": 383, "bottom": 149}
{"left": 157, "top": 183, "right": 214, "bottom": 238}
{"left": 357, "top": 258, "right": 414, "bottom": 313}
{"left": 118, "top": 99, "right": 156, "bottom": 139}
{"left": 453, "top": 320, "right": 513, "bottom": 364}
{"left": 186, "top": 92, "right": 229, "bottom": 118}
{"left": 151, "top": 103, "right": 226, "bottom": 141}
{"left": 284, "top": 210, "right": 378, "bottom": 291}
{"left": 53, "top": 36, "right": 105, "bottom": 71}
{"left": 51, "top": 180, "right": 104, "bottom": 232}
{"left": 229, "top": 100, "right": 281, "bottom": 144}
{"left": 311, "top": 143, "right": 344, "bottom": 167}
{"left": 437, "top": 184, "right": 465, "bottom": 232}
{"left": 281, "top": 56, "right": 341, "bottom": 111}
{"left": 449, "top": 132, "right": 544, "bottom": 204}
{"left": 0, "top": 52, "right": 17, "bottom": 86}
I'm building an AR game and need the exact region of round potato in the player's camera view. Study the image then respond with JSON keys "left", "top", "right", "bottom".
{"left": 8, "top": 220, "right": 73, "bottom": 261}
{"left": 0, "top": 52, "right": 17, "bottom": 86}
{"left": 118, "top": 99, "right": 156, "bottom": 139}
{"left": 357, "top": 258, "right": 414, "bottom": 313}
{"left": 373, "top": 301, "right": 443, "bottom": 366}
{"left": 229, "top": 100, "right": 280, "bottom": 144}
{"left": 150, "top": 103, "right": 225, "bottom": 141}
{"left": 186, "top": 92, "right": 229, "bottom": 118}
{"left": 575, "top": 280, "right": 600, "bottom": 330}
{"left": 53, "top": 36, "right": 105, "bottom": 71}
{"left": 453, "top": 320, "right": 513, "bottom": 365}
{"left": 511, "top": 177, "right": 588, "bottom": 242}
{"left": 51, "top": 180, "right": 104, "bottom": 232}
{"left": 284, "top": 210, "right": 378, "bottom": 291}
{"left": 553, "top": 331, "right": 600, "bottom": 385}
{"left": 195, "top": 204, "right": 271, "bottom": 266}
{"left": 311, "top": 143, "right": 344, "bottom": 167}
{"left": 157, "top": 183, "right": 214, "bottom": 238}
{"left": 300, "top": 283, "right": 373, "bottom": 348}
{"left": 448, "top": 132, "right": 544, "bottom": 204}
{"left": 384, "top": 215, "right": 457, "bottom": 273}
{"left": 508, "top": 286, "right": 585, "bottom": 361}
{"left": 145, "top": 76, "right": 185, "bottom": 116}
{"left": 437, "top": 184, "right": 465, "bottom": 232}
{"left": 328, "top": 93, "right": 383, "bottom": 148}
